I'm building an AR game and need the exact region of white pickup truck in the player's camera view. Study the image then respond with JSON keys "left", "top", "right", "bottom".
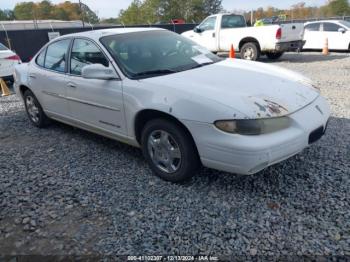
{"left": 182, "top": 13, "right": 305, "bottom": 61}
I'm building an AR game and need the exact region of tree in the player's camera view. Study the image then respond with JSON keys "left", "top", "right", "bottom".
{"left": 0, "top": 9, "right": 15, "bottom": 20}
{"left": 328, "top": 0, "right": 350, "bottom": 16}
{"left": 36, "top": 0, "right": 53, "bottom": 20}
{"left": 12, "top": 1, "right": 99, "bottom": 23}
{"left": 203, "top": 0, "right": 222, "bottom": 16}
{"left": 14, "top": 2, "right": 36, "bottom": 20}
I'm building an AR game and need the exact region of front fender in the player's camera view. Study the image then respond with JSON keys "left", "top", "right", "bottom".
{"left": 122, "top": 79, "right": 246, "bottom": 138}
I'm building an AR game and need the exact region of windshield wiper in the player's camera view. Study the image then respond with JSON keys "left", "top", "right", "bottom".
{"left": 132, "top": 69, "right": 177, "bottom": 79}
{"left": 189, "top": 62, "right": 215, "bottom": 70}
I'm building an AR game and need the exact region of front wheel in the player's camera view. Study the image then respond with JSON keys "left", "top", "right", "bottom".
{"left": 141, "top": 119, "right": 200, "bottom": 182}
{"left": 23, "top": 89, "right": 50, "bottom": 128}
{"left": 266, "top": 52, "right": 284, "bottom": 60}
{"left": 240, "top": 42, "right": 260, "bottom": 61}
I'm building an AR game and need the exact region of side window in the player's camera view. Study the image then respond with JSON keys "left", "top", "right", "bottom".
{"left": 70, "top": 39, "right": 109, "bottom": 76}
{"left": 305, "top": 23, "right": 320, "bottom": 31}
{"left": 44, "top": 39, "right": 71, "bottom": 73}
{"left": 221, "top": 15, "right": 246, "bottom": 29}
{"left": 0, "top": 43, "right": 8, "bottom": 51}
{"left": 323, "top": 22, "right": 341, "bottom": 32}
{"left": 199, "top": 16, "right": 217, "bottom": 31}
{"left": 36, "top": 48, "right": 46, "bottom": 67}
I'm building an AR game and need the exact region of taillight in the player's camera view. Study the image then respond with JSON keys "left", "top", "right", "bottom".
{"left": 276, "top": 28, "right": 282, "bottom": 40}
{"left": 5, "top": 55, "right": 21, "bottom": 61}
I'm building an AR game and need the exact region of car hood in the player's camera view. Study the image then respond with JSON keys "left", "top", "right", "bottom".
{"left": 141, "top": 59, "right": 319, "bottom": 119}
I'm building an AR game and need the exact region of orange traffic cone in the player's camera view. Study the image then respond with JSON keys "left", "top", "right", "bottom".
{"left": 229, "top": 44, "right": 235, "bottom": 59}
{"left": 322, "top": 37, "right": 329, "bottom": 55}
{"left": 0, "top": 78, "right": 11, "bottom": 97}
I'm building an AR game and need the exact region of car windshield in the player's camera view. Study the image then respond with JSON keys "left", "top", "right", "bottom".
{"left": 100, "top": 30, "right": 221, "bottom": 79}
{"left": 0, "top": 43, "right": 8, "bottom": 51}
{"left": 339, "top": 20, "right": 350, "bottom": 29}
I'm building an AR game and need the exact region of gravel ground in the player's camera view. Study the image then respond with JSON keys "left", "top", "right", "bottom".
{"left": 0, "top": 52, "right": 349, "bottom": 258}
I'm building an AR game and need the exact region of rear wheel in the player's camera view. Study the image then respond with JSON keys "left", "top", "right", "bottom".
{"left": 266, "top": 52, "right": 284, "bottom": 60}
{"left": 240, "top": 42, "right": 260, "bottom": 61}
{"left": 141, "top": 118, "right": 200, "bottom": 182}
{"left": 23, "top": 89, "right": 50, "bottom": 128}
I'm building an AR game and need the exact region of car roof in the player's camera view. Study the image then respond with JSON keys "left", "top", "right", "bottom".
{"left": 305, "top": 20, "right": 343, "bottom": 25}
{"left": 57, "top": 27, "right": 166, "bottom": 41}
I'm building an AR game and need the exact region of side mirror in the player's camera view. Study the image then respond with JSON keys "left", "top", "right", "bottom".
{"left": 194, "top": 26, "right": 202, "bottom": 33}
{"left": 338, "top": 28, "right": 346, "bottom": 33}
{"left": 82, "top": 64, "right": 118, "bottom": 80}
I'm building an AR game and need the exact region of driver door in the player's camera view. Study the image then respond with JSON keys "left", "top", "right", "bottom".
{"left": 192, "top": 16, "right": 217, "bottom": 51}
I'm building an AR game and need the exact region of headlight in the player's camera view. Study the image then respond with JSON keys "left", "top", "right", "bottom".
{"left": 214, "top": 117, "right": 291, "bottom": 135}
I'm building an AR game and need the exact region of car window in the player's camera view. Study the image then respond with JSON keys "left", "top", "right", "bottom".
{"left": 221, "top": 15, "right": 246, "bottom": 29}
{"left": 305, "top": 23, "right": 321, "bottom": 31}
{"left": 36, "top": 49, "right": 46, "bottom": 67}
{"left": 323, "top": 22, "right": 341, "bottom": 32}
{"left": 198, "top": 16, "right": 216, "bottom": 31}
{"left": 0, "top": 43, "right": 8, "bottom": 51}
{"left": 44, "top": 39, "right": 71, "bottom": 73}
{"left": 70, "top": 39, "right": 109, "bottom": 76}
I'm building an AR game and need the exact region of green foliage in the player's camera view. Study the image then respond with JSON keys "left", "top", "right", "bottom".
{"left": 11, "top": 1, "right": 99, "bottom": 23}
{"left": 0, "top": 9, "right": 15, "bottom": 20}
{"left": 119, "top": 0, "right": 223, "bottom": 25}
{"left": 13, "top": 2, "right": 36, "bottom": 20}
{"left": 328, "top": 0, "right": 350, "bottom": 16}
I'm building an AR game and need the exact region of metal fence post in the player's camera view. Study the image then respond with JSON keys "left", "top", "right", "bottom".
{"left": 1, "top": 22, "right": 12, "bottom": 50}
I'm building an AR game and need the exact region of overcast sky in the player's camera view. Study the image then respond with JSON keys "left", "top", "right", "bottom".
{"left": 2, "top": 0, "right": 327, "bottom": 18}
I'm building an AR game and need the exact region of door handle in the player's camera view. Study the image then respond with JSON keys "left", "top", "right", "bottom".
{"left": 29, "top": 74, "right": 36, "bottom": 79}
{"left": 67, "top": 83, "right": 77, "bottom": 88}
{"left": 212, "top": 32, "right": 216, "bottom": 38}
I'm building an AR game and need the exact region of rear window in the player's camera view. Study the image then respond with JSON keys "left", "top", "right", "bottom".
{"left": 0, "top": 43, "right": 8, "bottom": 51}
{"left": 221, "top": 15, "right": 246, "bottom": 29}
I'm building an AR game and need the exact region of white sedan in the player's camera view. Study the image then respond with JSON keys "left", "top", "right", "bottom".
{"left": 14, "top": 28, "right": 330, "bottom": 182}
{"left": 303, "top": 20, "right": 350, "bottom": 50}
{"left": 0, "top": 42, "right": 21, "bottom": 83}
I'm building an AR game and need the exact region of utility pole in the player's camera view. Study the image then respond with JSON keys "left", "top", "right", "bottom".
{"left": 79, "top": 0, "right": 85, "bottom": 28}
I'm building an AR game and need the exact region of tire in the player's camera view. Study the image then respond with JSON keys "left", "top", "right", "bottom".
{"left": 141, "top": 118, "right": 200, "bottom": 182}
{"left": 240, "top": 42, "right": 260, "bottom": 61}
{"left": 23, "top": 89, "right": 50, "bottom": 128}
{"left": 266, "top": 52, "right": 284, "bottom": 60}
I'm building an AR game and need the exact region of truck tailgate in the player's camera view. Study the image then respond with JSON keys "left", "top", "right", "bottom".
{"left": 279, "top": 23, "right": 304, "bottom": 42}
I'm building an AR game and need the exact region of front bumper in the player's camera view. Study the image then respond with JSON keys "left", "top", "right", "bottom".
{"left": 276, "top": 40, "right": 306, "bottom": 52}
{"left": 183, "top": 95, "right": 330, "bottom": 175}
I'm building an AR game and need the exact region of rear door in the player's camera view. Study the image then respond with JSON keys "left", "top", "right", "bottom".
{"left": 322, "top": 22, "right": 348, "bottom": 50}
{"left": 66, "top": 38, "right": 126, "bottom": 134}
{"left": 191, "top": 16, "right": 218, "bottom": 51}
{"left": 29, "top": 39, "right": 71, "bottom": 117}
{"left": 303, "top": 23, "right": 322, "bottom": 49}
